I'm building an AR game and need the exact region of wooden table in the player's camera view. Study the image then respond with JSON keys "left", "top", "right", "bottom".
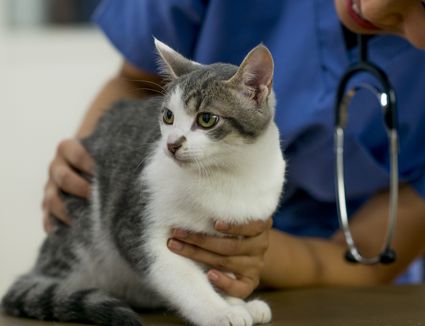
{"left": 1, "top": 285, "right": 425, "bottom": 325}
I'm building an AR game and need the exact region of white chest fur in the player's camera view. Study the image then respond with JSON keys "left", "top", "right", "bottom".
{"left": 142, "top": 123, "right": 285, "bottom": 234}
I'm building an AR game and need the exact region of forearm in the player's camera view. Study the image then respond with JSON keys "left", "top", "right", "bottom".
{"left": 261, "top": 230, "right": 381, "bottom": 287}
{"left": 76, "top": 63, "right": 162, "bottom": 138}
{"left": 261, "top": 185, "right": 425, "bottom": 288}
{"left": 76, "top": 77, "right": 135, "bottom": 138}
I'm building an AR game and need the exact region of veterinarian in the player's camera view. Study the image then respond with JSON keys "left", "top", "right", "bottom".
{"left": 42, "top": 0, "right": 425, "bottom": 299}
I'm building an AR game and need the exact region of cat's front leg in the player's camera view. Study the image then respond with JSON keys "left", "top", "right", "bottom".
{"left": 147, "top": 238, "right": 253, "bottom": 326}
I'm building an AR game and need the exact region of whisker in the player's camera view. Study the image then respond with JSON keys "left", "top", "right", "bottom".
{"left": 193, "top": 157, "right": 204, "bottom": 176}
{"left": 122, "top": 78, "right": 167, "bottom": 91}
{"left": 199, "top": 162, "right": 209, "bottom": 178}
{"left": 135, "top": 141, "right": 159, "bottom": 151}
{"left": 133, "top": 142, "right": 161, "bottom": 171}
{"left": 135, "top": 157, "right": 147, "bottom": 171}
{"left": 195, "top": 157, "right": 214, "bottom": 180}
{"left": 130, "top": 87, "right": 166, "bottom": 96}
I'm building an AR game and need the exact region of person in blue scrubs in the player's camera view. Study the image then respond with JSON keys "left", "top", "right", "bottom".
{"left": 42, "top": 0, "right": 425, "bottom": 298}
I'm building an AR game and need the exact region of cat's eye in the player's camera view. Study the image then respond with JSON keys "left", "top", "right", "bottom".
{"left": 197, "top": 112, "right": 219, "bottom": 129}
{"left": 163, "top": 109, "right": 174, "bottom": 125}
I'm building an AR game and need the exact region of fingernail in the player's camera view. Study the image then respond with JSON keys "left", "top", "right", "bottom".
{"left": 208, "top": 270, "right": 219, "bottom": 282}
{"left": 215, "top": 221, "right": 230, "bottom": 231}
{"left": 173, "top": 229, "right": 188, "bottom": 238}
{"left": 168, "top": 239, "right": 184, "bottom": 251}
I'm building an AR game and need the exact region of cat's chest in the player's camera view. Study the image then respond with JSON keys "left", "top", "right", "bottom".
{"left": 143, "top": 160, "right": 282, "bottom": 232}
{"left": 146, "top": 178, "right": 232, "bottom": 233}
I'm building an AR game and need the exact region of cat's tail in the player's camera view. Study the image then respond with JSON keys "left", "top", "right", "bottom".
{"left": 1, "top": 274, "right": 142, "bottom": 326}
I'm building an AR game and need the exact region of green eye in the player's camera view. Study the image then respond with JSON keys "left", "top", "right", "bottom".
{"left": 163, "top": 109, "right": 174, "bottom": 125}
{"left": 197, "top": 112, "right": 219, "bottom": 129}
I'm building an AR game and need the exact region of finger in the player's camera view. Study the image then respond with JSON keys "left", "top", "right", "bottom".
{"left": 167, "top": 239, "right": 254, "bottom": 273}
{"left": 207, "top": 269, "right": 258, "bottom": 299}
{"left": 57, "top": 139, "right": 95, "bottom": 175}
{"left": 50, "top": 160, "right": 91, "bottom": 198}
{"left": 214, "top": 218, "right": 273, "bottom": 237}
{"left": 171, "top": 229, "right": 266, "bottom": 256}
{"left": 43, "top": 184, "right": 71, "bottom": 225}
{"left": 42, "top": 209, "right": 53, "bottom": 234}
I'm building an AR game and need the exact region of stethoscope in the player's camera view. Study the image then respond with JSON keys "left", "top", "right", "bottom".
{"left": 334, "top": 34, "right": 398, "bottom": 265}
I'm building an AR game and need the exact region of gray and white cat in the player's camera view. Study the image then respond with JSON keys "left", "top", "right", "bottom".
{"left": 1, "top": 39, "right": 285, "bottom": 326}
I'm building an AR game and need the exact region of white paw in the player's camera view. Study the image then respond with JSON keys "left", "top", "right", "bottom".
{"left": 203, "top": 305, "right": 253, "bottom": 326}
{"left": 245, "top": 299, "right": 272, "bottom": 324}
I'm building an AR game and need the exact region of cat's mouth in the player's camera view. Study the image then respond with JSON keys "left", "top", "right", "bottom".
{"left": 165, "top": 149, "right": 193, "bottom": 166}
{"left": 171, "top": 156, "right": 191, "bottom": 166}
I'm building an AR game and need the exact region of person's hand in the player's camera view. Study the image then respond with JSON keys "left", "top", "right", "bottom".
{"left": 167, "top": 218, "right": 273, "bottom": 299}
{"left": 42, "top": 139, "right": 94, "bottom": 233}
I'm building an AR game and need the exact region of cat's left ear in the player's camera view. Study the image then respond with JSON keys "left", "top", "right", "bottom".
{"left": 154, "top": 38, "right": 199, "bottom": 80}
{"left": 225, "top": 44, "right": 274, "bottom": 105}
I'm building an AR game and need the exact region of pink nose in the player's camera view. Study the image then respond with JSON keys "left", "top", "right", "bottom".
{"left": 167, "top": 136, "right": 186, "bottom": 155}
{"left": 167, "top": 142, "right": 182, "bottom": 155}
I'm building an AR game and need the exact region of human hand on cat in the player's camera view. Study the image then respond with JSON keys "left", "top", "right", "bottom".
{"left": 167, "top": 218, "right": 273, "bottom": 299}
{"left": 42, "top": 138, "right": 94, "bottom": 233}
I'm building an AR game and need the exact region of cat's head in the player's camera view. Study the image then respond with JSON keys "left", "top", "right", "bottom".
{"left": 155, "top": 39, "right": 276, "bottom": 170}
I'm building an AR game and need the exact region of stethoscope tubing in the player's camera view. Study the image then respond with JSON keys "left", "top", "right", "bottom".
{"left": 334, "top": 35, "right": 399, "bottom": 265}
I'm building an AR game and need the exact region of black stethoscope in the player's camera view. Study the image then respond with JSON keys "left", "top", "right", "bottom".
{"left": 334, "top": 34, "right": 398, "bottom": 265}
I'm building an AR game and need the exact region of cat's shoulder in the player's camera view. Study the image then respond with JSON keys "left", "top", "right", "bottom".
{"left": 82, "top": 96, "right": 162, "bottom": 159}
{"left": 97, "top": 97, "right": 162, "bottom": 133}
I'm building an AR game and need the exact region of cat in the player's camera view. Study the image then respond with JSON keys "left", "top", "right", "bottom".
{"left": 1, "top": 39, "right": 285, "bottom": 326}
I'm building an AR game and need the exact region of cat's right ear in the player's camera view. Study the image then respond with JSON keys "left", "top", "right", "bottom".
{"left": 154, "top": 38, "right": 199, "bottom": 80}
{"left": 225, "top": 44, "right": 274, "bottom": 105}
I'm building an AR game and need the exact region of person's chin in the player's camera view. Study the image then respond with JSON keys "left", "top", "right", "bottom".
{"left": 334, "top": 0, "right": 381, "bottom": 35}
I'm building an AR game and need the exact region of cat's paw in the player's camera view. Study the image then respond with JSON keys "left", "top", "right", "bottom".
{"left": 203, "top": 305, "right": 253, "bottom": 326}
{"left": 245, "top": 299, "right": 272, "bottom": 324}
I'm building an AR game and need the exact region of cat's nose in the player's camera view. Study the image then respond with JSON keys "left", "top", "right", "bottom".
{"left": 167, "top": 136, "right": 186, "bottom": 155}
{"left": 167, "top": 143, "right": 182, "bottom": 155}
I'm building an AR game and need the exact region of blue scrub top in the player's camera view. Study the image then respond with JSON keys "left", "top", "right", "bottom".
{"left": 94, "top": 0, "right": 425, "bottom": 280}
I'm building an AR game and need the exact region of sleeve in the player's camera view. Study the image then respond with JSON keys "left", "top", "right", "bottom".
{"left": 383, "top": 42, "right": 425, "bottom": 200}
{"left": 352, "top": 36, "right": 425, "bottom": 201}
{"left": 92, "top": 0, "right": 207, "bottom": 73}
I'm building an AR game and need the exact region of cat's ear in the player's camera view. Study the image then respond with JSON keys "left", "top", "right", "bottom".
{"left": 154, "top": 38, "right": 199, "bottom": 79}
{"left": 225, "top": 44, "right": 274, "bottom": 105}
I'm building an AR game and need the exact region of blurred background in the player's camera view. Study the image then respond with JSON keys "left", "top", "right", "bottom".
{"left": 0, "top": 0, "right": 120, "bottom": 295}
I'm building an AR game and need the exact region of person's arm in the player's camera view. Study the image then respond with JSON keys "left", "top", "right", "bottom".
{"left": 261, "top": 184, "right": 425, "bottom": 287}
{"left": 169, "top": 184, "right": 425, "bottom": 297}
{"left": 42, "top": 61, "right": 162, "bottom": 232}
{"left": 76, "top": 62, "right": 163, "bottom": 138}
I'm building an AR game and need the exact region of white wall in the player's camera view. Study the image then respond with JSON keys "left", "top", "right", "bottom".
{"left": 0, "top": 26, "right": 120, "bottom": 295}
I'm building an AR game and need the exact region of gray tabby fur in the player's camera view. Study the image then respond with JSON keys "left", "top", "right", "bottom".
{"left": 1, "top": 40, "right": 285, "bottom": 326}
